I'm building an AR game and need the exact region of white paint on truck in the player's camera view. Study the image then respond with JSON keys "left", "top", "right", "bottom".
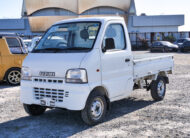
{"left": 20, "top": 17, "right": 174, "bottom": 125}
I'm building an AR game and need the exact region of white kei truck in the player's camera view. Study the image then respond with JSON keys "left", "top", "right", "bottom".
{"left": 21, "top": 17, "right": 174, "bottom": 125}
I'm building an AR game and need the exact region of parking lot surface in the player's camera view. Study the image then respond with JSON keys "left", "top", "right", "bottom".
{"left": 0, "top": 51, "right": 190, "bottom": 138}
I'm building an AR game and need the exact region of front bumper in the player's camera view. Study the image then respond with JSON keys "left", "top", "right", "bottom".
{"left": 20, "top": 78, "right": 91, "bottom": 111}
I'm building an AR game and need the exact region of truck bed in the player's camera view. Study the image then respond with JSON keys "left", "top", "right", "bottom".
{"left": 133, "top": 54, "right": 174, "bottom": 80}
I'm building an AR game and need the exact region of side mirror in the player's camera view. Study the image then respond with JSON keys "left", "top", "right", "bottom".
{"left": 103, "top": 38, "right": 115, "bottom": 52}
{"left": 102, "top": 46, "right": 106, "bottom": 53}
{"left": 36, "top": 40, "right": 40, "bottom": 45}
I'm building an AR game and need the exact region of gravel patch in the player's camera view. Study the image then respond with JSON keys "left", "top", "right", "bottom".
{"left": 0, "top": 52, "right": 190, "bottom": 138}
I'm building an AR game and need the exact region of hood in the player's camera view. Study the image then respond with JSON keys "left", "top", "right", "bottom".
{"left": 23, "top": 53, "right": 87, "bottom": 78}
{"left": 173, "top": 44, "right": 179, "bottom": 48}
{"left": 176, "top": 43, "right": 183, "bottom": 46}
{"left": 168, "top": 44, "right": 178, "bottom": 48}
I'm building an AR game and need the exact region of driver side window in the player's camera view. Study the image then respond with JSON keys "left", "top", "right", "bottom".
{"left": 102, "top": 24, "right": 126, "bottom": 51}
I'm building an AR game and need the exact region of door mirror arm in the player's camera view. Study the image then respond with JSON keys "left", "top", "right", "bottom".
{"left": 102, "top": 46, "right": 107, "bottom": 53}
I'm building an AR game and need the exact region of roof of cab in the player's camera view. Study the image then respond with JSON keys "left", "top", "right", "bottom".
{"left": 54, "top": 16, "right": 124, "bottom": 26}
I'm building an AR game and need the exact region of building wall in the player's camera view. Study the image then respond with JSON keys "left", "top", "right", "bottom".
{"left": 22, "top": 0, "right": 132, "bottom": 32}
{"left": 23, "top": 0, "right": 131, "bottom": 15}
{"left": 0, "top": 0, "right": 185, "bottom": 39}
{"left": 128, "top": 15, "right": 184, "bottom": 33}
{"left": 133, "top": 15, "right": 184, "bottom": 27}
{"left": 0, "top": 19, "right": 25, "bottom": 30}
{"left": 131, "top": 26, "right": 180, "bottom": 33}
{"left": 0, "top": 18, "right": 41, "bottom": 37}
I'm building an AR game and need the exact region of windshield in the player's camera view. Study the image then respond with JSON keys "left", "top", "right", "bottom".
{"left": 33, "top": 22, "right": 101, "bottom": 53}
{"left": 153, "top": 42, "right": 161, "bottom": 46}
{"left": 176, "top": 39, "right": 185, "bottom": 43}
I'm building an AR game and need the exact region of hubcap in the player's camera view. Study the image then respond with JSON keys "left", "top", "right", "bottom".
{"left": 90, "top": 98, "right": 104, "bottom": 120}
{"left": 8, "top": 70, "right": 21, "bottom": 85}
{"left": 157, "top": 80, "right": 165, "bottom": 97}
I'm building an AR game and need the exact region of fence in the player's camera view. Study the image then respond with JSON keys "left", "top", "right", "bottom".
{"left": 129, "top": 32, "right": 190, "bottom": 50}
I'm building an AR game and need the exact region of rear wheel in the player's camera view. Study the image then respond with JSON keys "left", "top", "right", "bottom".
{"left": 5, "top": 68, "right": 21, "bottom": 86}
{"left": 151, "top": 76, "right": 166, "bottom": 101}
{"left": 23, "top": 104, "right": 46, "bottom": 116}
{"left": 81, "top": 92, "right": 107, "bottom": 126}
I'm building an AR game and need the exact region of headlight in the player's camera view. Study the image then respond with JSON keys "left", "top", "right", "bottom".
{"left": 66, "top": 69, "right": 88, "bottom": 83}
{"left": 21, "top": 66, "right": 32, "bottom": 80}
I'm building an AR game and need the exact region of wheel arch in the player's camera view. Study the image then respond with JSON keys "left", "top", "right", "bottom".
{"left": 158, "top": 71, "right": 169, "bottom": 84}
{"left": 3, "top": 67, "right": 21, "bottom": 80}
{"left": 88, "top": 86, "right": 111, "bottom": 110}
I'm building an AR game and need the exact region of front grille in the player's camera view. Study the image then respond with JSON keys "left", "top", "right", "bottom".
{"left": 33, "top": 78, "right": 64, "bottom": 84}
{"left": 34, "top": 87, "right": 68, "bottom": 102}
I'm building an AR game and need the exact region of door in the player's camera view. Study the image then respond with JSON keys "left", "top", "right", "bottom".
{"left": 101, "top": 23, "right": 133, "bottom": 99}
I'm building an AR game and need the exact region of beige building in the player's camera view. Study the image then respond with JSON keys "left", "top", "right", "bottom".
{"left": 21, "top": 0, "right": 184, "bottom": 36}
{"left": 22, "top": 0, "right": 136, "bottom": 32}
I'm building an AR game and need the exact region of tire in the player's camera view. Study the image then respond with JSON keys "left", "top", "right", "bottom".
{"left": 181, "top": 48, "right": 184, "bottom": 53}
{"left": 81, "top": 92, "right": 107, "bottom": 126}
{"left": 151, "top": 76, "right": 166, "bottom": 101}
{"left": 23, "top": 104, "right": 46, "bottom": 116}
{"left": 5, "top": 68, "right": 21, "bottom": 86}
{"left": 162, "top": 48, "right": 165, "bottom": 53}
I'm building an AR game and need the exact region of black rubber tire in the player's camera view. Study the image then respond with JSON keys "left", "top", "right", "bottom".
{"left": 23, "top": 104, "right": 46, "bottom": 116}
{"left": 162, "top": 48, "right": 165, "bottom": 53}
{"left": 81, "top": 92, "right": 107, "bottom": 126}
{"left": 181, "top": 48, "right": 184, "bottom": 53}
{"left": 151, "top": 76, "right": 166, "bottom": 101}
{"left": 5, "top": 68, "right": 21, "bottom": 86}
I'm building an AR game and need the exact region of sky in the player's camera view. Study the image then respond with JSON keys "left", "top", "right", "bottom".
{"left": 0, "top": 0, "right": 189, "bottom": 31}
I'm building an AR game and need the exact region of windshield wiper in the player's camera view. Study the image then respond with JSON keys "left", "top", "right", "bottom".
{"left": 32, "top": 47, "right": 91, "bottom": 53}
{"left": 32, "top": 48, "right": 64, "bottom": 53}
{"left": 64, "top": 47, "right": 91, "bottom": 50}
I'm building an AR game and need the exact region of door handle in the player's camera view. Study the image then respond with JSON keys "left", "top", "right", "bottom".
{"left": 125, "top": 58, "right": 130, "bottom": 62}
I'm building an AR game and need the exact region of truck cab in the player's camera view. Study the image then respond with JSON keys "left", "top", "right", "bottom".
{"left": 21, "top": 17, "right": 174, "bottom": 125}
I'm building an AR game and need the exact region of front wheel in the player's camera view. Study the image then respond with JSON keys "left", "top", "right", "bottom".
{"left": 23, "top": 104, "right": 46, "bottom": 116}
{"left": 151, "top": 76, "right": 166, "bottom": 101}
{"left": 81, "top": 93, "right": 107, "bottom": 126}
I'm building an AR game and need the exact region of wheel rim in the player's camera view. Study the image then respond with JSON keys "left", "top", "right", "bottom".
{"left": 90, "top": 98, "right": 104, "bottom": 120}
{"left": 8, "top": 70, "right": 21, "bottom": 85}
{"left": 157, "top": 80, "right": 165, "bottom": 97}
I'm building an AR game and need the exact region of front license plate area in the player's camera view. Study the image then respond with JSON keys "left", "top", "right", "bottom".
{"left": 40, "top": 98, "right": 55, "bottom": 107}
